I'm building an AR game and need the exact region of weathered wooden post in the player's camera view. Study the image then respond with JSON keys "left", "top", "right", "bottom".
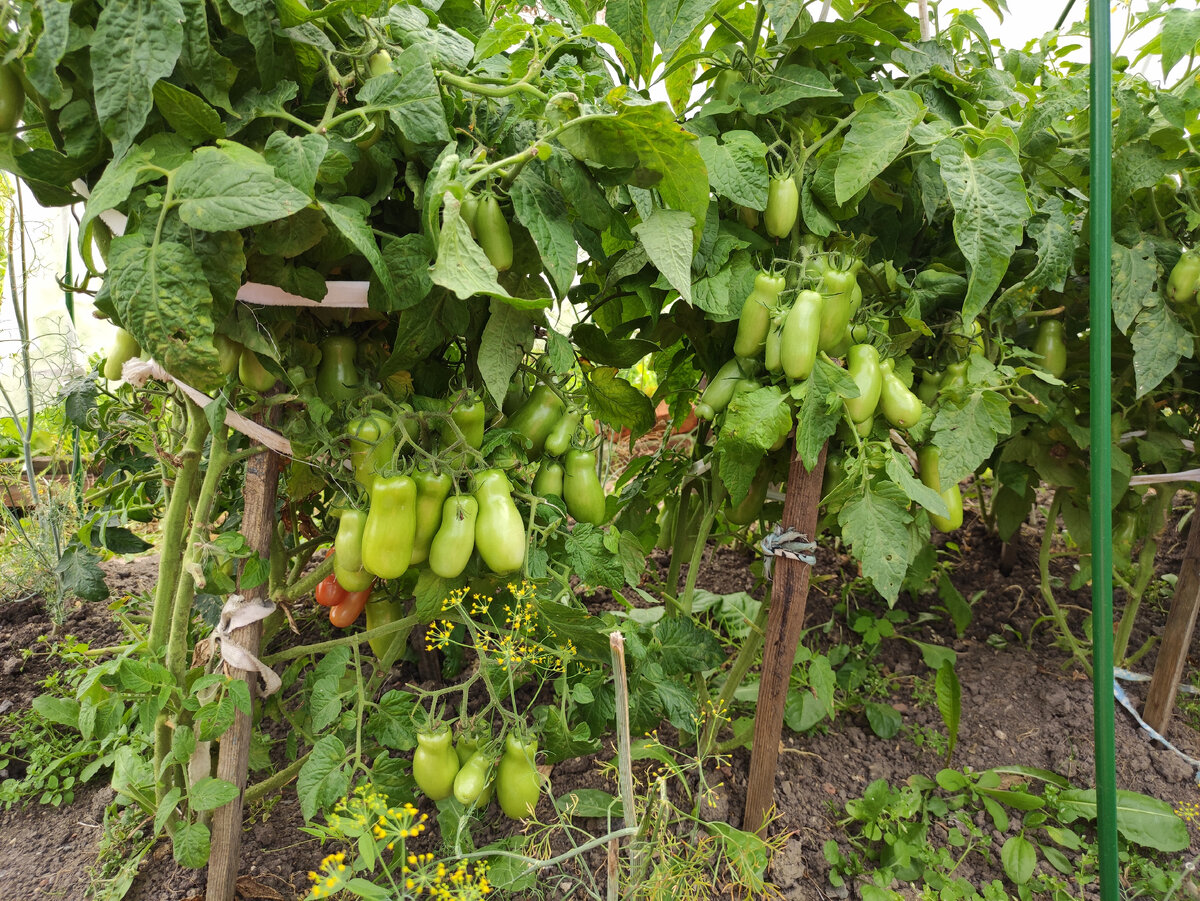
{"left": 743, "top": 441, "right": 827, "bottom": 833}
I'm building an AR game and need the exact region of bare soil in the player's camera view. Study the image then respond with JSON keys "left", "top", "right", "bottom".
{"left": 0, "top": 495, "right": 1198, "bottom": 900}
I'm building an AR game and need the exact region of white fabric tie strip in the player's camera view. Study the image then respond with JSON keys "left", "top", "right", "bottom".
{"left": 214, "top": 593, "right": 281, "bottom": 697}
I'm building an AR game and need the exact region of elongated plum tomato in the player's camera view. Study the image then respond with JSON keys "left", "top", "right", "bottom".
{"left": 496, "top": 733, "right": 541, "bottom": 819}
{"left": 473, "top": 470, "right": 526, "bottom": 574}
{"left": 764, "top": 176, "right": 799, "bottom": 238}
{"left": 428, "top": 495, "right": 478, "bottom": 579}
{"left": 413, "top": 728, "right": 459, "bottom": 802}
{"left": 328, "top": 587, "right": 371, "bottom": 627}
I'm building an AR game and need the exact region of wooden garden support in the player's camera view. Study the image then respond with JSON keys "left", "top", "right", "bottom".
{"left": 743, "top": 441, "right": 827, "bottom": 834}
{"left": 206, "top": 437, "right": 282, "bottom": 901}
{"left": 1143, "top": 492, "right": 1200, "bottom": 734}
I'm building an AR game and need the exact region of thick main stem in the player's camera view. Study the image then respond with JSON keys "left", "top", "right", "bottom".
{"left": 699, "top": 588, "right": 771, "bottom": 758}
{"left": 1037, "top": 489, "right": 1090, "bottom": 672}
{"left": 148, "top": 401, "right": 209, "bottom": 650}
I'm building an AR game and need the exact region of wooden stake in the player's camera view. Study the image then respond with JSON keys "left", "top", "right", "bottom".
{"left": 206, "top": 440, "right": 282, "bottom": 901}
{"left": 743, "top": 441, "right": 827, "bottom": 834}
{"left": 1143, "top": 494, "right": 1200, "bottom": 734}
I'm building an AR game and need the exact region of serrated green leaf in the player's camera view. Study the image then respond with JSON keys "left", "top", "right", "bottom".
{"left": 654, "top": 617, "right": 725, "bottom": 674}
{"left": 838, "top": 487, "right": 913, "bottom": 602}
{"left": 478, "top": 301, "right": 538, "bottom": 408}
{"left": 189, "top": 776, "right": 239, "bottom": 812}
{"left": 796, "top": 357, "right": 855, "bottom": 470}
{"left": 696, "top": 131, "right": 769, "bottom": 210}
{"left": 92, "top": 0, "right": 184, "bottom": 159}
{"left": 1131, "top": 301, "right": 1193, "bottom": 398}
{"left": 263, "top": 132, "right": 328, "bottom": 196}
{"left": 632, "top": 208, "right": 695, "bottom": 303}
{"left": 564, "top": 523, "right": 626, "bottom": 589}
{"left": 175, "top": 147, "right": 311, "bottom": 232}
{"left": 931, "top": 136, "right": 1032, "bottom": 322}
{"left": 834, "top": 91, "right": 924, "bottom": 205}
{"left": 55, "top": 544, "right": 110, "bottom": 602}
{"left": 885, "top": 451, "right": 949, "bottom": 519}
{"left": 741, "top": 65, "right": 839, "bottom": 115}
{"left": 935, "top": 661, "right": 960, "bottom": 762}
{"left": 558, "top": 100, "right": 707, "bottom": 243}
{"left": 511, "top": 167, "right": 577, "bottom": 296}
{"left": 297, "top": 735, "right": 349, "bottom": 821}
{"left": 931, "top": 390, "right": 1011, "bottom": 485}
{"left": 646, "top": 0, "right": 711, "bottom": 61}
{"left": 152, "top": 81, "right": 223, "bottom": 143}
{"left": 585, "top": 368, "right": 655, "bottom": 437}
{"left": 370, "top": 233, "right": 433, "bottom": 312}
{"left": 172, "top": 822, "right": 210, "bottom": 868}
{"left": 357, "top": 45, "right": 449, "bottom": 145}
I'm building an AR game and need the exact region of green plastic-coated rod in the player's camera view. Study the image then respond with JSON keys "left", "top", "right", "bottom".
{"left": 1087, "top": 4, "right": 1118, "bottom": 899}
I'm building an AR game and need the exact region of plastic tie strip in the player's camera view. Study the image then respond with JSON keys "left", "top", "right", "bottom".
{"left": 760, "top": 526, "right": 817, "bottom": 580}
{"left": 1113, "top": 668, "right": 1200, "bottom": 785}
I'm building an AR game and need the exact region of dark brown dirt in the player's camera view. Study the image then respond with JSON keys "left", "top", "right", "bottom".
{"left": 0, "top": 493, "right": 1198, "bottom": 900}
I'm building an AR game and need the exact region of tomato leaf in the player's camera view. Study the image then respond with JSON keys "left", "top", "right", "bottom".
{"left": 838, "top": 486, "right": 913, "bottom": 603}
{"left": 172, "top": 821, "right": 210, "bottom": 868}
{"left": 697, "top": 131, "right": 769, "bottom": 210}
{"left": 632, "top": 208, "right": 695, "bottom": 304}
{"left": 931, "top": 136, "right": 1032, "bottom": 323}
{"left": 478, "top": 300, "right": 539, "bottom": 407}
{"left": 357, "top": 45, "right": 450, "bottom": 145}
{"left": 511, "top": 166, "right": 577, "bottom": 296}
{"left": 92, "top": 0, "right": 184, "bottom": 159}
{"left": 584, "top": 368, "right": 655, "bottom": 437}
{"left": 297, "top": 735, "right": 350, "bottom": 821}
{"left": 175, "top": 146, "right": 311, "bottom": 232}
{"left": 834, "top": 90, "right": 924, "bottom": 205}
{"left": 557, "top": 98, "right": 708, "bottom": 243}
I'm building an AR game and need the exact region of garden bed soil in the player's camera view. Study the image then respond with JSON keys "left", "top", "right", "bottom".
{"left": 0, "top": 497, "right": 1198, "bottom": 900}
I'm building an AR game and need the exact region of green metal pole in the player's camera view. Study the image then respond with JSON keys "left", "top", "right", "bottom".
{"left": 1087, "top": 3, "right": 1118, "bottom": 898}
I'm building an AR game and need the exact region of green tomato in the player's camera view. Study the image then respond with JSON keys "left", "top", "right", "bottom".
{"left": 844, "top": 344, "right": 882, "bottom": 424}
{"left": 781, "top": 290, "right": 823, "bottom": 381}
{"left": 317, "top": 336, "right": 361, "bottom": 403}
{"left": 473, "top": 470, "right": 526, "bottom": 575}
{"left": 505, "top": 385, "right": 566, "bottom": 459}
{"left": 368, "top": 49, "right": 392, "bottom": 77}
{"left": 764, "top": 314, "right": 785, "bottom": 374}
{"left": 733, "top": 272, "right": 786, "bottom": 359}
{"left": 915, "top": 370, "right": 942, "bottom": 406}
{"left": 917, "top": 446, "right": 964, "bottom": 532}
{"left": 563, "top": 448, "right": 606, "bottom": 525}
{"left": 461, "top": 194, "right": 481, "bottom": 239}
{"left": 1032, "top": 320, "right": 1067, "bottom": 378}
{"left": 361, "top": 475, "right": 417, "bottom": 579}
{"left": 544, "top": 409, "right": 582, "bottom": 458}
{"left": 726, "top": 463, "right": 770, "bottom": 526}
{"left": 0, "top": 65, "right": 23, "bottom": 133}
{"left": 439, "top": 391, "right": 485, "bottom": 470}
{"left": 477, "top": 195, "right": 514, "bottom": 272}
{"left": 764, "top": 176, "right": 799, "bottom": 238}
{"left": 348, "top": 412, "right": 396, "bottom": 495}
{"left": 696, "top": 358, "right": 747, "bottom": 420}
{"left": 428, "top": 495, "right": 478, "bottom": 579}
{"left": 411, "top": 469, "right": 453, "bottom": 565}
{"left": 103, "top": 328, "right": 141, "bottom": 381}
{"left": 413, "top": 728, "right": 460, "bottom": 802}
{"left": 335, "top": 508, "right": 368, "bottom": 574}
{"left": 496, "top": 733, "right": 541, "bottom": 819}
{"left": 238, "top": 349, "right": 276, "bottom": 393}
{"left": 817, "top": 268, "right": 857, "bottom": 353}
{"left": 880, "top": 370, "right": 924, "bottom": 429}
{"left": 364, "top": 593, "right": 408, "bottom": 661}
{"left": 213, "top": 334, "right": 241, "bottom": 376}
{"left": 1167, "top": 249, "right": 1200, "bottom": 304}
{"left": 453, "top": 749, "right": 495, "bottom": 807}
{"left": 532, "top": 460, "right": 564, "bottom": 498}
